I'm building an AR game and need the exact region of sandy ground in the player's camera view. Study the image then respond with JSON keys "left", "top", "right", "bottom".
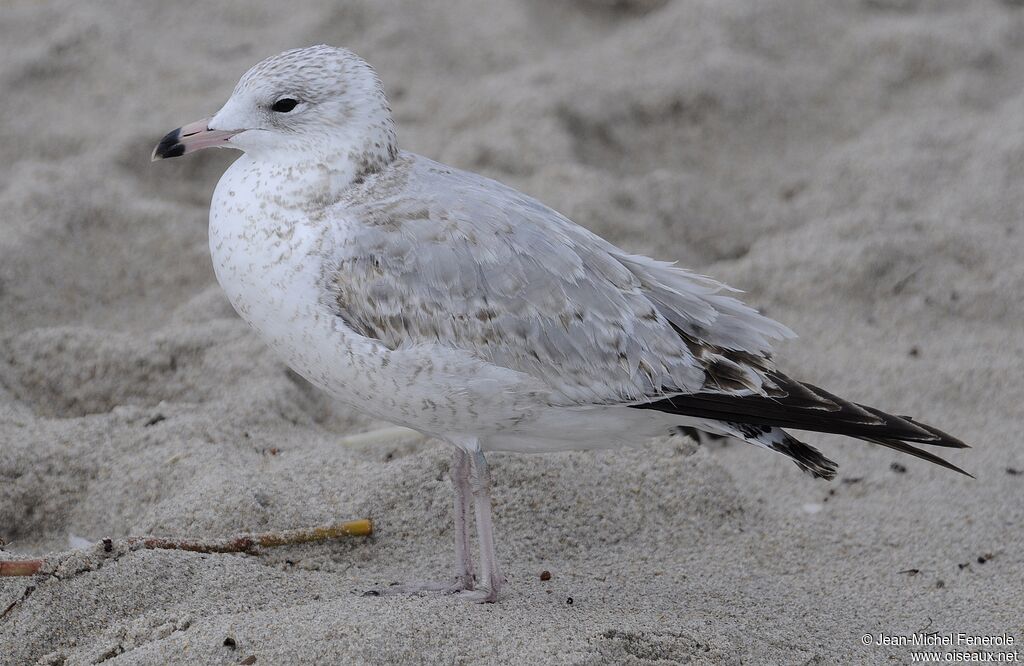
{"left": 2, "top": 0, "right": 1023, "bottom": 664}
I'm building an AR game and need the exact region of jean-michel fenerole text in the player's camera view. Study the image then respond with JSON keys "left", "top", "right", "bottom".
{"left": 871, "top": 633, "right": 1015, "bottom": 648}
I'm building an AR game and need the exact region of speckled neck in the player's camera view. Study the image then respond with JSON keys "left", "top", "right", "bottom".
{"left": 245, "top": 110, "right": 398, "bottom": 211}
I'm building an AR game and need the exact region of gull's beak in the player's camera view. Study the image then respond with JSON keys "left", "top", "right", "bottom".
{"left": 151, "top": 118, "right": 240, "bottom": 161}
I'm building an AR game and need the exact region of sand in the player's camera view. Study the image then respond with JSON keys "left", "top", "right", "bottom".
{"left": 1, "top": 0, "right": 1023, "bottom": 663}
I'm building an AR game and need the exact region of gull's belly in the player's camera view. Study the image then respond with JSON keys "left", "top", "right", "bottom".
{"left": 209, "top": 227, "right": 538, "bottom": 435}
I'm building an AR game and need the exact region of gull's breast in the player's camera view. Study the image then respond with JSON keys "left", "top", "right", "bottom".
{"left": 208, "top": 157, "right": 380, "bottom": 405}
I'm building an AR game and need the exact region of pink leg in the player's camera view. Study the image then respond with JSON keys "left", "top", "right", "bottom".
{"left": 459, "top": 449, "right": 503, "bottom": 603}
{"left": 451, "top": 448, "right": 475, "bottom": 591}
{"left": 363, "top": 449, "right": 477, "bottom": 598}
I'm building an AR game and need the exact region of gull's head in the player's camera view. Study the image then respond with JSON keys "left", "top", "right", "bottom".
{"left": 152, "top": 45, "right": 396, "bottom": 166}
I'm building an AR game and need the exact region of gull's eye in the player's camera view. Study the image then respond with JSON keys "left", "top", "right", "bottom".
{"left": 271, "top": 98, "right": 299, "bottom": 113}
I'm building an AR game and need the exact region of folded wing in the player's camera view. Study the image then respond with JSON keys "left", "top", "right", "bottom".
{"left": 322, "top": 154, "right": 791, "bottom": 407}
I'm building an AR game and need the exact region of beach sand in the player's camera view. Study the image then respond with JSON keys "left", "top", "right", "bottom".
{"left": 2, "top": 0, "right": 1023, "bottom": 663}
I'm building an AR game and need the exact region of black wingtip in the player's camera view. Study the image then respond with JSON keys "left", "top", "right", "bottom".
{"left": 866, "top": 437, "right": 973, "bottom": 478}
{"left": 896, "top": 416, "right": 972, "bottom": 449}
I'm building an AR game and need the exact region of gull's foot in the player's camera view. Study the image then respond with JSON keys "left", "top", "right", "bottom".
{"left": 362, "top": 576, "right": 473, "bottom": 598}
{"left": 456, "top": 587, "right": 499, "bottom": 604}
{"left": 456, "top": 572, "right": 502, "bottom": 604}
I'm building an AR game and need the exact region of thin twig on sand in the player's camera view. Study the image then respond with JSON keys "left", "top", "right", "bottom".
{"left": 0, "top": 560, "right": 45, "bottom": 577}
{"left": 0, "top": 518, "right": 373, "bottom": 577}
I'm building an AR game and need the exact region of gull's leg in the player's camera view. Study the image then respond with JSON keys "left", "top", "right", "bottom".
{"left": 451, "top": 448, "right": 475, "bottom": 591}
{"left": 459, "top": 448, "right": 503, "bottom": 603}
{"left": 361, "top": 447, "right": 475, "bottom": 597}
{"left": 336, "top": 426, "right": 426, "bottom": 448}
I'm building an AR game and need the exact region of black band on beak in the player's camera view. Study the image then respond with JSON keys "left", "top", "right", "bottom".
{"left": 153, "top": 128, "right": 185, "bottom": 160}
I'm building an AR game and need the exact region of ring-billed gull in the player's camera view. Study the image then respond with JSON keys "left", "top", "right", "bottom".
{"left": 152, "top": 45, "right": 969, "bottom": 603}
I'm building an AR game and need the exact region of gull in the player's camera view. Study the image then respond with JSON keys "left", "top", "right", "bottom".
{"left": 153, "top": 45, "right": 970, "bottom": 603}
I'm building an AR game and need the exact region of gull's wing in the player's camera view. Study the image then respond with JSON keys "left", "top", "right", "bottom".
{"left": 322, "top": 154, "right": 793, "bottom": 407}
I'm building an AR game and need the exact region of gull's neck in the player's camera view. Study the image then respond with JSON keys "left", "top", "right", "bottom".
{"left": 242, "top": 111, "right": 398, "bottom": 211}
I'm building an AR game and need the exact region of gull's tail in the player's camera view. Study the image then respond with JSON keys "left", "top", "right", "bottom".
{"left": 639, "top": 371, "right": 971, "bottom": 478}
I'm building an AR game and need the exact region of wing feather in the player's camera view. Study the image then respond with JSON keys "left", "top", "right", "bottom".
{"left": 322, "top": 154, "right": 791, "bottom": 406}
